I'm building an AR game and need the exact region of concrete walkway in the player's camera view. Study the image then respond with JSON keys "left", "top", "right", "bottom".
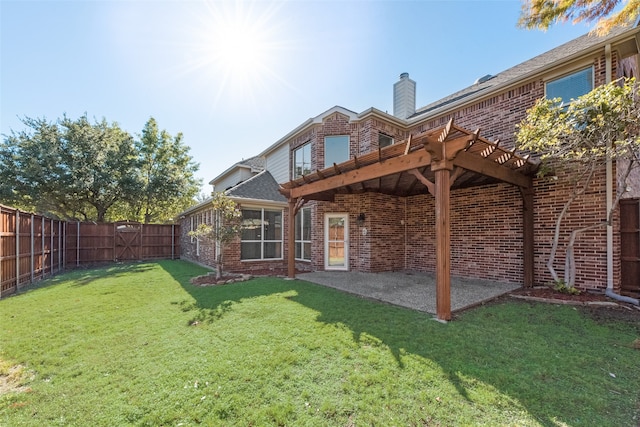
{"left": 297, "top": 271, "right": 521, "bottom": 314}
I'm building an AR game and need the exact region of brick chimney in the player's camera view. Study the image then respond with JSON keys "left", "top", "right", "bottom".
{"left": 393, "top": 72, "right": 416, "bottom": 119}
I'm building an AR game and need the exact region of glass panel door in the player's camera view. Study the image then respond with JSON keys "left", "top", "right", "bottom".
{"left": 325, "top": 213, "right": 348, "bottom": 270}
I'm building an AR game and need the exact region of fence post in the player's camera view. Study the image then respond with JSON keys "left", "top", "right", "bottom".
{"left": 62, "top": 221, "right": 66, "bottom": 270}
{"left": 58, "top": 221, "right": 62, "bottom": 271}
{"left": 113, "top": 223, "right": 116, "bottom": 262}
{"left": 76, "top": 222, "right": 80, "bottom": 267}
{"left": 15, "top": 210, "right": 20, "bottom": 289}
{"left": 30, "top": 214, "right": 34, "bottom": 283}
{"left": 40, "top": 216, "right": 47, "bottom": 279}
{"left": 171, "top": 224, "right": 175, "bottom": 260}
{"left": 50, "top": 218, "right": 54, "bottom": 275}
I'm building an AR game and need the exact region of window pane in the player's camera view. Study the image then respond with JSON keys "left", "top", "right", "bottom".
{"left": 241, "top": 210, "right": 262, "bottom": 240}
{"left": 324, "top": 135, "right": 349, "bottom": 168}
{"left": 294, "top": 143, "right": 311, "bottom": 179}
{"left": 264, "top": 242, "right": 282, "bottom": 259}
{"left": 295, "top": 242, "right": 302, "bottom": 259}
{"left": 328, "top": 217, "right": 345, "bottom": 240}
{"left": 379, "top": 134, "right": 393, "bottom": 148}
{"left": 295, "top": 211, "right": 302, "bottom": 240}
{"left": 302, "top": 208, "right": 311, "bottom": 240}
{"left": 263, "top": 210, "right": 282, "bottom": 240}
{"left": 546, "top": 67, "right": 593, "bottom": 102}
{"left": 241, "top": 242, "right": 261, "bottom": 260}
{"left": 328, "top": 242, "right": 345, "bottom": 266}
{"left": 303, "top": 242, "right": 311, "bottom": 260}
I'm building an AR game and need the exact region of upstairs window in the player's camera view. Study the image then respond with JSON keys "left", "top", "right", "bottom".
{"left": 545, "top": 67, "right": 593, "bottom": 103}
{"left": 293, "top": 142, "right": 311, "bottom": 179}
{"left": 379, "top": 133, "right": 394, "bottom": 149}
{"left": 324, "top": 135, "right": 349, "bottom": 168}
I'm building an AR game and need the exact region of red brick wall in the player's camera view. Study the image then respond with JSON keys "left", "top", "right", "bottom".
{"left": 405, "top": 184, "right": 526, "bottom": 282}
{"left": 532, "top": 163, "right": 615, "bottom": 291}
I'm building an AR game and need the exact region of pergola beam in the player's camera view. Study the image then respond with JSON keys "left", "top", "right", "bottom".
{"left": 453, "top": 151, "right": 532, "bottom": 189}
{"left": 288, "top": 149, "right": 433, "bottom": 199}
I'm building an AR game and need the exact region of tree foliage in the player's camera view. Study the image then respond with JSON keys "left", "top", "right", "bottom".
{"left": 517, "top": 77, "right": 640, "bottom": 286}
{"left": 0, "top": 114, "right": 201, "bottom": 222}
{"left": 0, "top": 115, "right": 138, "bottom": 221}
{"left": 122, "top": 118, "right": 200, "bottom": 223}
{"left": 187, "top": 192, "right": 242, "bottom": 280}
{"left": 518, "top": 0, "right": 640, "bottom": 35}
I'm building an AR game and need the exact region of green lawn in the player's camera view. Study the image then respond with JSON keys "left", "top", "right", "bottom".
{"left": 1, "top": 260, "right": 638, "bottom": 426}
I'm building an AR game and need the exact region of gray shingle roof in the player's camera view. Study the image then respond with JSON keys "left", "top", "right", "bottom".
{"left": 226, "top": 170, "right": 287, "bottom": 203}
{"left": 236, "top": 155, "right": 265, "bottom": 171}
{"left": 413, "top": 25, "right": 637, "bottom": 118}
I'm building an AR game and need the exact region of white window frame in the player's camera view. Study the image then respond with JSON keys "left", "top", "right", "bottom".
{"left": 295, "top": 207, "right": 312, "bottom": 261}
{"left": 293, "top": 142, "right": 311, "bottom": 179}
{"left": 240, "top": 207, "right": 284, "bottom": 261}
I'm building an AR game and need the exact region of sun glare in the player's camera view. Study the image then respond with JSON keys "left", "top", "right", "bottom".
{"left": 190, "top": 0, "right": 291, "bottom": 109}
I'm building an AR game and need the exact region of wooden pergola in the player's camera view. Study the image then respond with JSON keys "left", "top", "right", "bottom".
{"left": 279, "top": 119, "right": 538, "bottom": 320}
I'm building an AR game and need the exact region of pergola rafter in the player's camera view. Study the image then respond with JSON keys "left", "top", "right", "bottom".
{"left": 280, "top": 119, "right": 538, "bottom": 320}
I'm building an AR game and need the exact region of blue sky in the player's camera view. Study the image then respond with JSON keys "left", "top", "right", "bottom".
{"left": 1, "top": 0, "right": 593, "bottom": 194}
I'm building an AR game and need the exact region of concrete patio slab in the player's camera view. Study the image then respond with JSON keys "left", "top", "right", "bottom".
{"left": 297, "top": 271, "right": 521, "bottom": 314}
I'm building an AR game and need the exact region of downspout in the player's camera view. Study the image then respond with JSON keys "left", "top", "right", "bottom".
{"left": 604, "top": 43, "right": 639, "bottom": 305}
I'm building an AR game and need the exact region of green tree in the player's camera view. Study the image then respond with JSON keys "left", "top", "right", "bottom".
{"left": 125, "top": 117, "right": 200, "bottom": 223}
{"left": 516, "top": 77, "right": 640, "bottom": 287}
{"left": 518, "top": 0, "right": 640, "bottom": 35}
{"left": 188, "top": 192, "right": 242, "bottom": 280}
{"left": 0, "top": 115, "right": 138, "bottom": 221}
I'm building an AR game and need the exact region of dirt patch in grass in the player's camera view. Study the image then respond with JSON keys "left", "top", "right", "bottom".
{"left": 579, "top": 303, "right": 640, "bottom": 325}
{"left": 0, "top": 361, "right": 33, "bottom": 396}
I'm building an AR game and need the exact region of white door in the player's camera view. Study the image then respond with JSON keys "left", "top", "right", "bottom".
{"left": 325, "top": 213, "right": 348, "bottom": 270}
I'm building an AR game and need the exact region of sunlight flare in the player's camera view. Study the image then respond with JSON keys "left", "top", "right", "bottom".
{"left": 190, "top": 0, "right": 292, "bottom": 108}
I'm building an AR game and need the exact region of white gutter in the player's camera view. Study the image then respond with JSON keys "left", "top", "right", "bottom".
{"left": 604, "top": 43, "right": 639, "bottom": 305}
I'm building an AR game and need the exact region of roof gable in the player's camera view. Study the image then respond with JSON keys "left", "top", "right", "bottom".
{"left": 208, "top": 155, "right": 265, "bottom": 186}
{"left": 226, "top": 170, "right": 287, "bottom": 203}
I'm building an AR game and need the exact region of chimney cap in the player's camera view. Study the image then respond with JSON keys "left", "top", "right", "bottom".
{"left": 399, "top": 72, "right": 409, "bottom": 79}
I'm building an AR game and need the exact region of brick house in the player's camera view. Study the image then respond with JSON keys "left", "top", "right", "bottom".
{"left": 179, "top": 23, "right": 640, "bottom": 318}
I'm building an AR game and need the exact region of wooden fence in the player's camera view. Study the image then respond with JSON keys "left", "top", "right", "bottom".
{"left": 0, "top": 205, "right": 180, "bottom": 298}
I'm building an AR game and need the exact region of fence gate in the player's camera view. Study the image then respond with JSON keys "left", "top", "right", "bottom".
{"left": 115, "top": 222, "right": 142, "bottom": 261}
{"left": 620, "top": 198, "right": 640, "bottom": 299}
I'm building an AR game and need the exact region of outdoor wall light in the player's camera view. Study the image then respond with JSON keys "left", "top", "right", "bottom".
{"left": 357, "top": 213, "right": 366, "bottom": 226}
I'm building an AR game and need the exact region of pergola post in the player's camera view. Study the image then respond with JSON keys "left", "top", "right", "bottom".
{"left": 287, "top": 198, "right": 297, "bottom": 278}
{"left": 434, "top": 167, "right": 452, "bottom": 321}
{"left": 521, "top": 185, "right": 535, "bottom": 287}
